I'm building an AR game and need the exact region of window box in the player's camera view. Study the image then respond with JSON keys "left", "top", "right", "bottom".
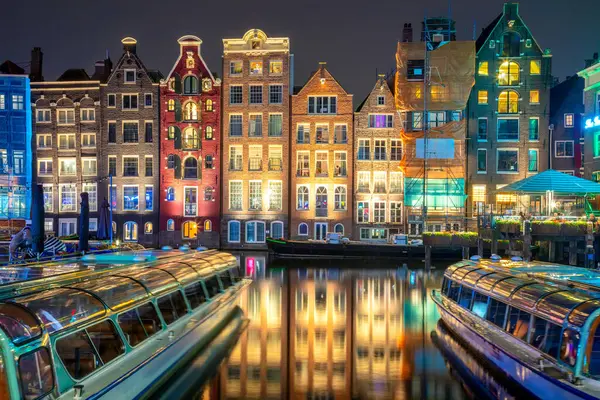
{"left": 561, "top": 221, "right": 588, "bottom": 236}
{"left": 422, "top": 232, "right": 452, "bottom": 246}
{"left": 495, "top": 219, "right": 521, "bottom": 234}
{"left": 531, "top": 221, "right": 561, "bottom": 235}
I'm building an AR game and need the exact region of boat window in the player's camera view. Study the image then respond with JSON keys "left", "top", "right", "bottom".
{"left": 220, "top": 272, "right": 233, "bottom": 289}
{"left": 458, "top": 286, "right": 473, "bottom": 309}
{"left": 470, "top": 291, "right": 488, "bottom": 318}
{"left": 157, "top": 291, "right": 188, "bottom": 325}
{"left": 585, "top": 320, "right": 600, "bottom": 376}
{"left": 0, "top": 352, "right": 8, "bottom": 400}
{"left": 506, "top": 307, "right": 531, "bottom": 341}
{"left": 447, "top": 280, "right": 461, "bottom": 302}
{"left": 491, "top": 278, "right": 533, "bottom": 300}
{"left": 229, "top": 267, "right": 241, "bottom": 283}
{"left": 18, "top": 347, "right": 54, "bottom": 400}
{"left": 560, "top": 329, "right": 580, "bottom": 367}
{"left": 138, "top": 302, "right": 161, "bottom": 336}
{"left": 12, "top": 288, "right": 106, "bottom": 334}
{"left": 69, "top": 276, "right": 149, "bottom": 312}
{"left": 120, "top": 269, "right": 179, "bottom": 297}
{"left": 86, "top": 320, "right": 125, "bottom": 365}
{"left": 0, "top": 303, "right": 41, "bottom": 345}
{"left": 118, "top": 302, "right": 161, "bottom": 347}
{"left": 441, "top": 277, "right": 449, "bottom": 295}
{"left": 537, "top": 292, "right": 591, "bottom": 326}
{"left": 529, "top": 317, "right": 561, "bottom": 359}
{"left": 184, "top": 282, "right": 208, "bottom": 309}
{"left": 568, "top": 300, "right": 600, "bottom": 327}
{"left": 204, "top": 276, "right": 221, "bottom": 298}
{"left": 486, "top": 298, "right": 508, "bottom": 328}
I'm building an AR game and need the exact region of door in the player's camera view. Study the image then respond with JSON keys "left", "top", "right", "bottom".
{"left": 315, "top": 222, "right": 328, "bottom": 240}
{"left": 59, "top": 218, "right": 77, "bottom": 236}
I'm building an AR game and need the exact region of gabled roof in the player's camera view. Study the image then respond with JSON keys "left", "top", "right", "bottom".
{"left": 57, "top": 69, "right": 91, "bottom": 81}
{"left": 147, "top": 70, "right": 164, "bottom": 84}
{"left": 355, "top": 77, "right": 394, "bottom": 112}
{"left": 0, "top": 60, "right": 25, "bottom": 75}
{"left": 476, "top": 14, "right": 502, "bottom": 52}
{"left": 496, "top": 170, "right": 600, "bottom": 195}
{"left": 294, "top": 65, "right": 351, "bottom": 97}
{"left": 550, "top": 75, "right": 584, "bottom": 116}
{"left": 162, "top": 36, "right": 215, "bottom": 84}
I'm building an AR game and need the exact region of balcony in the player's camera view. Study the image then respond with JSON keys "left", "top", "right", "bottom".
{"left": 316, "top": 207, "right": 328, "bottom": 217}
{"left": 268, "top": 158, "right": 282, "bottom": 171}
{"left": 248, "top": 158, "right": 262, "bottom": 171}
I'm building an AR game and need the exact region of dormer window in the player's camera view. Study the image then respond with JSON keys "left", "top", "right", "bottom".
{"left": 251, "top": 39, "right": 261, "bottom": 49}
{"left": 377, "top": 96, "right": 385, "bottom": 106}
{"left": 124, "top": 69, "right": 136, "bottom": 83}
{"left": 407, "top": 60, "right": 425, "bottom": 81}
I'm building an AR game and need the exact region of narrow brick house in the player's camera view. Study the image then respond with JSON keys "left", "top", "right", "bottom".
{"left": 290, "top": 62, "right": 353, "bottom": 240}
{"left": 100, "top": 37, "right": 162, "bottom": 246}
{"left": 159, "top": 35, "right": 221, "bottom": 248}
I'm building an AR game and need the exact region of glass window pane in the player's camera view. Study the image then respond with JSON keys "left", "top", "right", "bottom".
{"left": 486, "top": 298, "right": 508, "bottom": 328}
{"left": 560, "top": 329, "right": 580, "bottom": 367}
{"left": 137, "top": 302, "right": 161, "bottom": 337}
{"left": 86, "top": 320, "right": 125, "bottom": 364}
{"left": 458, "top": 286, "right": 473, "bottom": 308}
{"left": 205, "top": 276, "right": 221, "bottom": 298}
{"left": 18, "top": 348, "right": 54, "bottom": 398}
{"left": 506, "top": 307, "right": 531, "bottom": 341}
{"left": 118, "top": 309, "right": 146, "bottom": 347}
{"left": 184, "top": 282, "right": 207, "bottom": 309}
{"left": 470, "top": 292, "right": 488, "bottom": 318}
{"left": 0, "top": 303, "right": 41, "bottom": 344}
{"left": 70, "top": 276, "right": 149, "bottom": 312}
{"left": 56, "top": 329, "right": 100, "bottom": 379}
{"left": 157, "top": 291, "right": 188, "bottom": 325}
{"left": 529, "top": 317, "right": 562, "bottom": 359}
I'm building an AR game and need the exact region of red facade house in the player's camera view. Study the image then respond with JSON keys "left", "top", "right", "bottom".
{"left": 159, "top": 35, "right": 221, "bottom": 247}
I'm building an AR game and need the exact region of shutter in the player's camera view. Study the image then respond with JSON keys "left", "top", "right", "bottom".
{"left": 197, "top": 159, "right": 202, "bottom": 181}
{"left": 174, "top": 100, "right": 182, "bottom": 122}
{"left": 173, "top": 73, "right": 182, "bottom": 94}
{"left": 174, "top": 155, "right": 182, "bottom": 179}
{"left": 174, "top": 126, "right": 182, "bottom": 149}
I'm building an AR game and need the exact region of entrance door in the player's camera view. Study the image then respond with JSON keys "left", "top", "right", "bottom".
{"left": 315, "top": 222, "right": 328, "bottom": 240}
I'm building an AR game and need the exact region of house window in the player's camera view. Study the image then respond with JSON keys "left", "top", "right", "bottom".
{"left": 268, "top": 146, "right": 282, "bottom": 171}
{"left": 357, "top": 201, "right": 370, "bottom": 223}
{"left": 0, "top": 150, "right": 7, "bottom": 173}
{"left": 123, "top": 186, "right": 139, "bottom": 210}
{"left": 59, "top": 218, "right": 77, "bottom": 236}
{"left": 269, "top": 85, "right": 283, "bottom": 104}
{"left": 108, "top": 156, "right": 116, "bottom": 176}
{"left": 183, "top": 76, "right": 199, "bottom": 94}
{"left": 373, "top": 202, "right": 386, "bottom": 223}
{"left": 530, "top": 60, "right": 541, "bottom": 75}
{"left": 183, "top": 157, "right": 198, "bottom": 179}
{"left": 123, "top": 122, "right": 139, "bottom": 143}
{"left": 268, "top": 114, "right": 282, "bottom": 137}
{"left": 124, "top": 69, "right": 136, "bottom": 83}
{"left": 430, "top": 85, "right": 447, "bottom": 102}
{"left": 564, "top": 113, "right": 574, "bottom": 128}
{"left": 528, "top": 149, "right": 538, "bottom": 172}
{"left": 167, "top": 219, "right": 175, "bottom": 231}
{"left": 268, "top": 181, "right": 282, "bottom": 211}
{"left": 230, "top": 61, "right": 242, "bottom": 75}
{"left": 59, "top": 158, "right": 76, "bottom": 176}
{"left": 107, "top": 94, "right": 116, "bottom": 107}
{"left": 59, "top": 184, "right": 77, "bottom": 212}
{"left": 358, "top": 139, "right": 370, "bottom": 160}
{"left": 308, "top": 96, "right": 337, "bottom": 114}
{"left": 44, "top": 218, "right": 53, "bottom": 231}
{"left": 229, "top": 181, "right": 242, "bottom": 210}
{"left": 357, "top": 171, "right": 370, "bottom": 193}
{"left": 205, "top": 99, "right": 213, "bottom": 111}
{"left": 144, "top": 93, "right": 152, "bottom": 107}
{"left": 334, "top": 152, "right": 347, "bottom": 177}
{"left": 502, "top": 31, "right": 521, "bottom": 57}
{"left": 298, "top": 223, "right": 309, "bottom": 236}
{"left": 124, "top": 222, "right": 138, "bottom": 241}
{"left": 296, "top": 152, "right": 310, "bottom": 177}
{"left": 250, "top": 61, "right": 263, "bottom": 75}
{"left": 80, "top": 108, "right": 95, "bottom": 122}
{"left": 108, "top": 122, "right": 116, "bottom": 143}
{"left": 374, "top": 139, "right": 386, "bottom": 160}
{"left": 297, "top": 124, "right": 310, "bottom": 144}
{"left": 167, "top": 99, "right": 175, "bottom": 111}
{"left": 477, "top": 149, "right": 487, "bottom": 173}
{"left": 390, "top": 202, "right": 402, "bottom": 223}
{"left": 38, "top": 159, "right": 52, "bottom": 176}
{"left": 229, "top": 115, "right": 242, "bottom": 137}
{"left": 478, "top": 61, "right": 488, "bottom": 76}
{"left": 82, "top": 183, "right": 98, "bottom": 211}
{"left": 334, "top": 125, "right": 347, "bottom": 144}
{"left": 497, "top": 149, "right": 519, "bottom": 173}
{"left": 529, "top": 118, "right": 539, "bottom": 141}
{"left": 145, "top": 122, "right": 153, "bottom": 143}
{"left": 407, "top": 60, "right": 424, "bottom": 80}
{"left": 478, "top": 90, "right": 488, "bottom": 105}
{"left": 166, "top": 187, "right": 175, "bottom": 201}
{"left": 36, "top": 109, "right": 51, "bottom": 123}
{"left": 205, "top": 126, "right": 213, "bottom": 140}
{"left": 478, "top": 118, "right": 488, "bottom": 140}
{"left": 204, "top": 155, "right": 214, "bottom": 169}
{"left": 229, "top": 146, "right": 242, "bottom": 171}
{"left": 57, "top": 109, "right": 75, "bottom": 125}
{"left": 368, "top": 114, "right": 393, "bottom": 128}
{"left": 230, "top": 86, "right": 243, "bottom": 104}
{"left": 374, "top": 171, "right": 386, "bottom": 193}
{"left": 249, "top": 146, "right": 262, "bottom": 171}
{"left": 167, "top": 154, "right": 175, "bottom": 169}
{"left": 498, "top": 61, "right": 520, "bottom": 86}
{"left": 184, "top": 187, "right": 197, "bottom": 217}
{"left": 82, "top": 158, "right": 97, "bottom": 176}
{"left": 123, "top": 157, "right": 138, "bottom": 176}
{"left": 12, "top": 151, "right": 23, "bottom": 175}
{"left": 556, "top": 141, "right": 574, "bottom": 157}
{"left": 37, "top": 134, "right": 52, "bottom": 149}
{"left": 249, "top": 114, "right": 262, "bottom": 137}
{"left": 497, "top": 118, "right": 519, "bottom": 141}
{"left": 412, "top": 112, "right": 423, "bottom": 130}
{"left": 249, "top": 181, "right": 262, "bottom": 210}
{"left": 249, "top": 85, "right": 263, "bottom": 104}
{"left": 316, "top": 124, "right": 329, "bottom": 143}
{"left": 11, "top": 95, "right": 23, "bottom": 110}
{"left": 270, "top": 61, "right": 283, "bottom": 74}
{"left": 82, "top": 133, "right": 96, "bottom": 148}
{"left": 58, "top": 134, "right": 76, "bottom": 150}
{"left": 530, "top": 90, "right": 540, "bottom": 104}
{"left": 182, "top": 127, "right": 199, "bottom": 149}
{"left": 145, "top": 186, "right": 153, "bottom": 211}
{"left": 390, "top": 172, "right": 403, "bottom": 193}
{"left": 246, "top": 221, "right": 266, "bottom": 243}
{"left": 390, "top": 139, "right": 402, "bottom": 161}
{"left": 271, "top": 221, "right": 284, "bottom": 239}
{"left": 184, "top": 102, "right": 198, "bottom": 121}
{"left": 498, "top": 90, "right": 519, "bottom": 113}
{"left": 315, "top": 152, "right": 328, "bottom": 177}
{"left": 297, "top": 186, "right": 309, "bottom": 210}
{"left": 122, "top": 94, "right": 138, "bottom": 110}
{"left": 427, "top": 111, "right": 446, "bottom": 128}
{"left": 472, "top": 185, "right": 486, "bottom": 215}
{"left": 144, "top": 222, "right": 153, "bottom": 234}
{"left": 228, "top": 221, "right": 240, "bottom": 243}
{"left": 334, "top": 186, "right": 347, "bottom": 210}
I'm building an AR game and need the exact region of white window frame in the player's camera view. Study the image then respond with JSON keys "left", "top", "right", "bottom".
{"left": 44, "top": 218, "right": 53, "bottom": 232}
{"left": 248, "top": 180, "right": 262, "bottom": 211}
{"left": 269, "top": 60, "right": 283, "bottom": 75}
{"left": 357, "top": 201, "right": 370, "bottom": 223}
{"left": 183, "top": 186, "right": 198, "bottom": 217}
{"left": 496, "top": 148, "right": 520, "bottom": 174}
{"left": 377, "top": 95, "right": 385, "bottom": 106}
{"left": 89, "top": 218, "right": 98, "bottom": 232}
{"left": 308, "top": 96, "right": 337, "bottom": 115}
{"left": 57, "top": 133, "right": 76, "bottom": 150}
{"left": 298, "top": 223, "right": 309, "bottom": 236}
{"left": 228, "top": 220, "right": 241, "bottom": 243}
{"left": 145, "top": 185, "right": 154, "bottom": 211}
{"left": 229, "top": 180, "right": 243, "bottom": 211}
{"left": 124, "top": 69, "right": 137, "bottom": 84}
{"left": 59, "top": 218, "right": 77, "bottom": 236}
{"left": 122, "top": 155, "right": 139, "bottom": 177}
{"left": 297, "top": 185, "right": 309, "bottom": 210}
{"left": 59, "top": 184, "right": 77, "bottom": 212}
{"left": 528, "top": 148, "right": 539, "bottom": 173}
{"left": 497, "top": 117, "right": 520, "bottom": 142}
{"left": 37, "top": 134, "right": 52, "bottom": 149}
{"left": 36, "top": 109, "right": 51, "bottom": 123}
{"left": 58, "top": 157, "right": 77, "bottom": 176}
{"left": 57, "top": 109, "right": 75, "bottom": 125}
{"left": 82, "top": 182, "right": 98, "bottom": 212}
{"left": 107, "top": 94, "right": 116, "bottom": 108}
{"left": 81, "top": 133, "right": 96, "bottom": 148}
{"left": 43, "top": 184, "right": 53, "bottom": 213}
{"left": 122, "top": 94, "right": 139, "bottom": 111}
{"left": 555, "top": 140, "right": 575, "bottom": 158}
{"left": 333, "top": 184, "right": 347, "bottom": 211}
{"left": 37, "top": 159, "right": 53, "bottom": 176}
{"left": 80, "top": 108, "right": 96, "bottom": 122}
{"left": 268, "top": 180, "right": 283, "bottom": 211}
{"left": 390, "top": 201, "right": 403, "bottom": 224}
{"left": 477, "top": 149, "right": 487, "bottom": 174}
{"left": 477, "top": 117, "right": 488, "bottom": 141}
{"left": 229, "top": 61, "right": 243, "bottom": 76}
{"left": 122, "top": 185, "right": 140, "bottom": 211}
{"left": 245, "top": 220, "right": 266, "bottom": 244}
{"left": 270, "top": 221, "right": 284, "bottom": 239}
{"left": 81, "top": 157, "right": 97, "bottom": 176}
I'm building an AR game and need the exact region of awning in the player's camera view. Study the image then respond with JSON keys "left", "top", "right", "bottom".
{"left": 495, "top": 170, "right": 600, "bottom": 195}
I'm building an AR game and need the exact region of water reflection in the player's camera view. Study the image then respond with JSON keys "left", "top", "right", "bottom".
{"left": 216, "top": 253, "right": 469, "bottom": 399}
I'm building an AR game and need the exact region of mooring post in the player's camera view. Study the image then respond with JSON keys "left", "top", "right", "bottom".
{"left": 523, "top": 220, "right": 532, "bottom": 262}
{"left": 477, "top": 237, "right": 484, "bottom": 257}
{"left": 569, "top": 241, "right": 577, "bottom": 266}
{"left": 462, "top": 246, "right": 469, "bottom": 260}
{"left": 548, "top": 240, "right": 556, "bottom": 262}
{"left": 491, "top": 226, "right": 499, "bottom": 256}
{"left": 425, "top": 245, "right": 432, "bottom": 270}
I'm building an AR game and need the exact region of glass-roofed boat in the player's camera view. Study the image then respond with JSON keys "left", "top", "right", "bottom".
{"left": 433, "top": 259, "right": 600, "bottom": 399}
{"left": 0, "top": 248, "right": 249, "bottom": 399}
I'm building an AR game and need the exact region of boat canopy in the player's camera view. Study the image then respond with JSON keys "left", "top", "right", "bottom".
{"left": 69, "top": 276, "right": 149, "bottom": 311}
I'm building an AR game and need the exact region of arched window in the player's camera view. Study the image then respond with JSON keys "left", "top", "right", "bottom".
{"left": 166, "top": 187, "right": 175, "bottom": 201}
{"left": 271, "top": 221, "right": 284, "bottom": 239}
{"left": 183, "top": 127, "right": 199, "bottom": 149}
{"left": 205, "top": 126, "right": 213, "bottom": 140}
{"left": 204, "top": 186, "right": 214, "bottom": 201}
{"left": 167, "top": 219, "right": 175, "bottom": 231}
{"left": 182, "top": 221, "right": 197, "bottom": 239}
{"left": 498, "top": 61, "right": 520, "bottom": 86}
{"left": 184, "top": 102, "right": 198, "bottom": 121}
{"left": 112, "top": 221, "right": 117, "bottom": 235}
{"left": 167, "top": 99, "right": 175, "bottom": 111}
{"left": 297, "top": 186, "right": 309, "bottom": 210}
{"left": 183, "top": 76, "right": 199, "bottom": 94}
{"left": 334, "top": 186, "right": 347, "bottom": 210}
{"left": 144, "top": 222, "right": 153, "bottom": 234}
{"left": 205, "top": 155, "right": 214, "bottom": 169}
{"left": 245, "top": 221, "right": 266, "bottom": 243}
{"left": 124, "top": 222, "right": 138, "bottom": 241}
{"left": 498, "top": 90, "right": 519, "bottom": 114}
{"left": 316, "top": 187, "right": 328, "bottom": 215}
{"left": 204, "top": 220, "right": 212, "bottom": 232}
{"left": 502, "top": 31, "right": 521, "bottom": 57}
{"left": 167, "top": 154, "right": 175, "bottom": 169}
{"left": 168, "top": 126, "right": 176, "bottom": 140}
{"left": 205, "top": 99, "right": 213, "bottom": 111}
{"left": 298, "top": 223, "right": 309, "bottom": 236}
{"left": 183, "top": 157, "right": 198, "bottom": 179}
{"left": 228, "top": 220, "right": 240, "bottom": 243}
{"left": 334, "top": 223, "right": 344, "bottom": 236}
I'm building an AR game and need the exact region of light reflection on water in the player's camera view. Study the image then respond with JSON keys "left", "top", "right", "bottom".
{"left": 204, "top": 253, "right": 507, "bottom": 400}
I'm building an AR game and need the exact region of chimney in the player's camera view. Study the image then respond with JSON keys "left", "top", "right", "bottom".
{"left": 30, "top": 47, "right": 43, "bottom": 82}
{"left": 121, "top": 37, "right": 137, "bottom": 54}
{"left": 319, "top": 62, "right": 327, "bottom": 83}
{"left": 402, "top": 23, "right": 413, "bottom": 43}
{"left": 584, "top": 52, "right": 600, "bottom": 69}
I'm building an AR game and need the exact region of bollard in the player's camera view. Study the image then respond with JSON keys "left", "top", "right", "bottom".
{"left": 477, "top": 237, "right": 484, "bottom": 257}
{"left": 569, "top": 241, "right": 577, "bottom": 266}
{"left": 425, "top": 245, "right": 432, "bottom": 271}
{"left": 491, "top": 228, "right": 499, "bottom": 255}
{"left": 462, "top": 246, "right": 469, "bottom": 260}
{"left": 548, "top": 241, "right": 556, "bottom": 262}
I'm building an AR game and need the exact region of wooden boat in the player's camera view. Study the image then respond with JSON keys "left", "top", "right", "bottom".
{"left": 0, "top": 249, "right": 250, "bottom": 399}
{"left": 432, "top": 259, "right": 600, "bottom": 399}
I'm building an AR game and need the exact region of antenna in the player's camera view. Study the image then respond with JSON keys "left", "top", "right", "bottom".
{"left": 472, "top": 21, "right": 476, "bottom": 41}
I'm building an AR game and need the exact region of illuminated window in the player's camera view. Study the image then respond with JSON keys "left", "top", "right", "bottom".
{"left": 205, "top": 126, "right": 213, "bottom": 140}
{"left": 168, "top": 126, "right": 176, "bottom": 140}
{"left": 472, "top": 185, "right": 486, "bottom": 202}
{"left": 373, "top": 202, "right": 386, "bottom": 223}
{"left": 390, "top": 202, "right": 402, "bottom": 223}
{"left": 530, "top": 90, "right": 540, "bottom": 104}
{"left": 498, "top": 61, "right": 520, "bottom": 86}
{"left": 167, "top": 99, "right": 175, "bottom": 111}
{"left": 427, "top": 111, "right": 446, "bottom": 128}
{"left": 390, "top": 172, "right": 403, "bottom": 193}
{"left": 124, "top": 222, "right": 138, "bottom": 241}
{"left": 229, "top": 181, "right": 242, "bottom": 210}
{"left": 229, "top": 61, "right": 242, "bottom": 76}
{"left": 497, "top": 149, "right": 519, "bottom": 173}
{"left": 334, "top": 186, "right": 347, "bottom": 210}
{"left": 269, "top": 60, "right": 283, "bottom": 74}
{"left": 564, "top": 113, "right": 574, "bottom": 128}
{"left": 204, "top": 220, "right": 212, "bottom": 232}
{"left": 315, "top": 152, "right": 328, "bottom": 177}
{"left": 357, "top": 171, "right": 370, "bottom": 193}
{"left": 390, "top": 140, "right": 402, "bottom": 161}
{"left": 357, "top": 201, "right": 369, "bottom": 223}
{"left": 182, "top": 221, "right": 197, "bottom": 239}
{"left": 529, "top": 118, "right": 539, "bottom": 141}
{"left": 478, "top": 90, "right": 488, "bottom": 105}
{"left": 430, "top": 85, "right": 446, "bottom": 102}
{"left": 412, "top": 112, "right": 423, "bottom": 129}
{"left": 528, "top": 149, "right": 538, "bottom": 172}
{"left": 268, "top": 181, "right": 282, "bottom": 211}
{"left": 498, "top": 90, "right": 519, "bottom": 114}
{"left": 296, "top": 124, "right": 310, "bottom": 144}
{"left": 478, "top": 61, "right": 489, "bottom": 76}
{"left": 167, "top": 219, "right": 175, "bottom": 231}
{"left": 296, "top": 152, "right": 310, "bottom": 177}
{"left": 249, "top": 61, "right": 263, "bottom": 75}
{"left": 530, "top": 60, "right": 541, "bottom": 75}
{"left": 374, "top": 171, "right": 386, "bottom": 193}
{"left": 184, "top": 102, "right": 198, "bottom": 120}
{"left": 205, "top": 99, "right": 213, "bottom": 111}
{"left": 144, "top": 222, "right": 153, "bottom": 234}
{"left": 297, "top": 186, "right": 309, "bottom": 210}
{"left": 166, "top": 187, "right": 175, "bottom": 202}
{"left": 123, "top": 186, "right": 139, "bottom": 210}
{"left": 184, "top": 187, "right": 197, "bottom": 216}
{"left": 182, "top": 127, "right": 199, "bottom": 150}
{"left": 414, "top": 86, "right": 422, "bottom": 99}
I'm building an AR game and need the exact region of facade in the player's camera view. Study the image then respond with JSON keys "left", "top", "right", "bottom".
{"left": 549, "top": 75, "right": 584, "bottom": 177}
{"left": 578, "top": 54, "right": 600, "bottom": 182}
{"left": 100, "top": 38, "right": 162, "bottom": 247}
{"left": 467, "top": 2, "right": 552, "bottom": 217}
{"left": 0, "top": 61, "right": 32, "bottom": 226}
{"left": 159, "top": 36, "right": 221, "bottom": 248}
{"left": 31, "top": 63, "right": 103, "bottom": 237}
{"left": 221, "top": 29, "right": 291, "bottom": 249}
{"left": 353, "top": 75, "right": 404, "bottom": 241}
{"left": 291, "top": 63, "right": 353, "bottom": 240}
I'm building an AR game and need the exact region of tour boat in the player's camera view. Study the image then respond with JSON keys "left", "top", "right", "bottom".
{"left": 432, "top": 259, "right": 600, "bottom": 399}
{"left": 0, "top": 249, "right": 250, "bottom": 399}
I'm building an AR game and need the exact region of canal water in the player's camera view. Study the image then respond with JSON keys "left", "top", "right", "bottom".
{"left": 201, "top": 253, "right": 518, "bottom": 400}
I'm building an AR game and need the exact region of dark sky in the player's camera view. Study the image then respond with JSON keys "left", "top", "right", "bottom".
{"left": 1, "top": 0, "right": 598, "bottom": 103}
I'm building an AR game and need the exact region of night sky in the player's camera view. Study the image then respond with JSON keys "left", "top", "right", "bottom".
{"left": 1, "top": 0, "right": 598, "bottom": 104}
